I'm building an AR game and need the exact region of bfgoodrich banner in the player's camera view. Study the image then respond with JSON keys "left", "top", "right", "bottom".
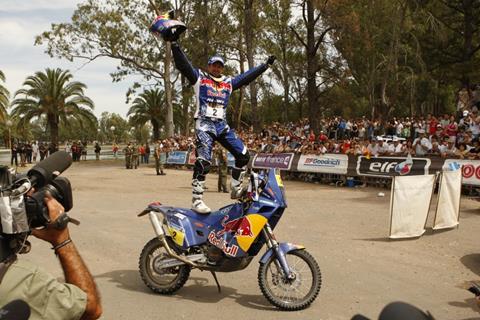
{"left": 252, "top": 153, "right": 294, "bottom": 170}
{"left": 297, "top": 154, "right": 348, "bottom": 174}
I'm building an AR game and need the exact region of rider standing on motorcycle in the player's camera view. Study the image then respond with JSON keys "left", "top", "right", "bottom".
{"left": 151, "top": 19, "right": 276, "bottom": 214}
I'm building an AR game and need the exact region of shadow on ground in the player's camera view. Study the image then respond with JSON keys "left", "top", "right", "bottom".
{"left": 95, "top": 269, "right": 274, "bottom": 311}
{"left": 461, "top": 254, "right": 480, "bottom": 277}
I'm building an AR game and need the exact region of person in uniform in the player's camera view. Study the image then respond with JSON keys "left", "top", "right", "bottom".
{"left": 154, "top": 140, "right": 166, "bottom": 175}
{"left": 216, "top": 145, "right": 228, "bottom": 193}
{"left": 132, "top": 143, "right": 139, "bottom": 169}
{"left": 124, "top": 143, "right": 133, "bottom": 169}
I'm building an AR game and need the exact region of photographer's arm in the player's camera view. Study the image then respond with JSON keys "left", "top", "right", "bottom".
{"left": 31, "top": 196, "right": 102, "bottom": 320}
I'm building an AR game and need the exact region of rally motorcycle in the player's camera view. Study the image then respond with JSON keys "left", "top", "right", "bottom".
{"left": 138, "top": 169, "right": 322, "bottom": 310}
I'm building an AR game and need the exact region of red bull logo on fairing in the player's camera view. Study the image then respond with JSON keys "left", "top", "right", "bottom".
{"left": 208, "top": 231, "right": 239, "bottom": 257}
{"left": 216, "top": 216, "right": 254, "bottom": 237}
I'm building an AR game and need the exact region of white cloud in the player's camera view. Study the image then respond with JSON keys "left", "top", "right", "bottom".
{"left": 0, "top": 0, "right": 135, "bottom": 118}
{"left": 0, "top": 0, "right": 78, "bottom": 12}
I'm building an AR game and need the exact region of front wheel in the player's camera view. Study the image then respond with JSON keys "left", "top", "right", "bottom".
{"left": 139, "top": 237, "right": 190, "bottom": 294}
{"left": 258, "top": 249, "right": 321, "bottom": 310}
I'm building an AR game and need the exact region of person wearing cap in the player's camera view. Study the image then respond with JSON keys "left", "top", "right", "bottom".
{"left": 388, "top": 137, "right": 403, "bottom": 155}
{"left": 413, "top": 129, "right": 432, "bottom": 156}
{"left": 155, "top": 31, "right": 275, "bottom": 214}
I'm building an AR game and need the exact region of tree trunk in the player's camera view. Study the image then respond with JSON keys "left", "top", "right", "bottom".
{"left": 244, "top": 0, "right": 260, "bottom": 132}
{"left": 152, "top": 118, "right": 160, "bottom": 141}
{"left": 181, "top": 75, "right": 190, "bottom": 135}
{"left": 165, "top": 42, "right": 174, "bottom": 137}
{"left": 461, "top": 0, "right": 473, "bottom": 90}
{"left": 306, "top": 0, "right": 318, "bottom": 131}
{"left": 236, "top": 38, "right": 246, "bottom": 130}
{"left": 48, "top": 113, "right": 59, "bottom": 145}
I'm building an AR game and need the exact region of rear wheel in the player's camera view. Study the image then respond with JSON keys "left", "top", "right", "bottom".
{"left": 139, "top": 237, "right": 190, "bottom": 294}
{"left": 258, "top": 249, "right": 321, "bottom": 310}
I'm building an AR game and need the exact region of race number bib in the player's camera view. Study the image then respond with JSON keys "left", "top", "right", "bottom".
{"left": 206, "top": 103, "right": 224, "bottom": 119}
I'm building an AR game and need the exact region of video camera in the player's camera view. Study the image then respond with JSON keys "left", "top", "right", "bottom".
{"left": 0, "top": 151, "right": 74, "bottom": 259}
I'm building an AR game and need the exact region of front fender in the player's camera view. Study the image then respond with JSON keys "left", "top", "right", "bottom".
{"left": 259, "top": 242, "right": 305, "bottom": 264}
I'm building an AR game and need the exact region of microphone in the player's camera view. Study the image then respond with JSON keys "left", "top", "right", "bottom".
{"left": 28, "top": 151, "right": 73, "bottom": 187}
{"left": 379, "top": 302, "right": 434, "bottom": 320}
{"left": 0, "top": 300, "right": 31, "bottom": 320}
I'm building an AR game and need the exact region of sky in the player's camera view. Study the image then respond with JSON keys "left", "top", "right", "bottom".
{"left": 0, "top": 0, "right": 134, "bottom": 118}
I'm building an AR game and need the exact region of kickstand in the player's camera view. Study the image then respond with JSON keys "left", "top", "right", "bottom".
{"left": 210, "top": 271, "right": 221, "bottom": 293}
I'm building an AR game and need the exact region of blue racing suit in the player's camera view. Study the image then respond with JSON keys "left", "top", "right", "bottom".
{"left": 171, "top": 42, "right": 268, "bottom": 181}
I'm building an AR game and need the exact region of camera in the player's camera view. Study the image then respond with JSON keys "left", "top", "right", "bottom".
{"left": 0, "top": 151, "right": 74, "bottom": 233}
{"left": 24, "top": 176, "right": 73, "bottom": 228}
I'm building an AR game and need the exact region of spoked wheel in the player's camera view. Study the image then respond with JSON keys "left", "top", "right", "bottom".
{"left": 258, "top": 249, "right": 321, "bottom": 311}
{"left": 139, "top": 237, "right": 190, "bottom": 294}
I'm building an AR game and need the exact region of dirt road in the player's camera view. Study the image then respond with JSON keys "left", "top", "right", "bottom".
{"left": 24, "top": 161, "right": 480, "bottom": 319}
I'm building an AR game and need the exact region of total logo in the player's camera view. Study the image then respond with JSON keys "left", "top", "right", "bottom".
{"left": 462, "top": 164, "right": 480, "bottom": 179}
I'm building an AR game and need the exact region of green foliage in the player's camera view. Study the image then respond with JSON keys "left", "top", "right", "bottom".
{"left": 11, "top": 68, "right": 96, "bottom": 144}
{"left": 31, "top": 0, "right": 480, "bottom": 132}
{"left": 98, "top": 111, "right": 130, "bottom": 143}
{"left": 0, "top": 71, "right": 9, "bottom": 122}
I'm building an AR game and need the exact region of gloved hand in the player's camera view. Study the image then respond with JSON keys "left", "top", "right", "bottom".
{"left": 162, "top": 30, "right": 180, "bottom": 42}
{"left": 266, "top": 55, "right": 276, "bottom": 66}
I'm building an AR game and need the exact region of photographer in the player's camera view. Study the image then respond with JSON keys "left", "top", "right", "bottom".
{"left": 0, "top": 168, "right": 102, "bottom": 320}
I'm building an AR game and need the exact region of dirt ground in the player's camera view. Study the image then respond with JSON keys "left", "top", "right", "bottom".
{"left": 22, "top": 160, "right": 480, "bottom": 319}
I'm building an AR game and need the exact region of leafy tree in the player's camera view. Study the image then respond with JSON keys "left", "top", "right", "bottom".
{"left": 127, "top": 88, "right": 165, "bottom": 140}
{"left": 11, "top": 68, "right": 96, "bottom": 145}
{"left": 0, "top": 70, "right": 9, "bottom": 122}
{"left": 98, "top": 112, "right": 130, "bottom": 143}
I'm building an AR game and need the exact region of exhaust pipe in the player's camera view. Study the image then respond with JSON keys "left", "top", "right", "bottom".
{"left": 148, "top": 211, "right": 200, "bottom": 268}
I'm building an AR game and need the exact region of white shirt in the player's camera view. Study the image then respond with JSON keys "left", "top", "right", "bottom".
{"left": 388, "top": 143, "right": 403, "bottom": 154}
{"left": 413, "top": 137, "right": 432, "bottom": 155}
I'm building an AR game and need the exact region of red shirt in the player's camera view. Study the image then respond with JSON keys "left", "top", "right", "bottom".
{"left": 429, "top": 120, "right": 438, "bottom": 135}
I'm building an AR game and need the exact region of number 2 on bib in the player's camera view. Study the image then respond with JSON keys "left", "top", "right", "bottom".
{"left": 206, "top": 104, "right": 224, "bottom": 119}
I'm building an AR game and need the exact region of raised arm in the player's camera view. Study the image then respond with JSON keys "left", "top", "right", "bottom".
{"left": 232, "top": 55, "right": 276, "bottom": 91}
{"left": 171, "top": 42, "right": 199, "bottom": 85}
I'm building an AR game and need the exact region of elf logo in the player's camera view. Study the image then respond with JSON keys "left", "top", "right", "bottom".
{"left": 357, "top": 156, "right": 430, "bottom": 177}
{"left": 369, "top": 162, "right": 399, "bottom": 173}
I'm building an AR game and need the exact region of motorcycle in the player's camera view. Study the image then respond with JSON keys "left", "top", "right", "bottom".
{"left": 138, "top": 169, "right": 322, "bottom": 310}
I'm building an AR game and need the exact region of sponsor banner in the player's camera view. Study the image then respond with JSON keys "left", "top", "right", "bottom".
{"left": 443, "top": 159, "right": 480, "bottom": 186}
{"left": 356, "top": 156, "right": 431, "bottom": 177}
{"left": 297, "top": 154, "right": 348, "bottom": 174}
{"left": 252, "top": 153, "right": 294, "bottom": 170}
{"left": 166, "top": 151, "right": 188, "bottom": 164}
{"left": 188, "top": 151, "right": 196, "bottom": 165}
{"left": 160, "top": 152, "right": 167, "bottom": 164}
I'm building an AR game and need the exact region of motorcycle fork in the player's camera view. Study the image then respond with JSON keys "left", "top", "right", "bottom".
{"left": 262, "top": 224, "right": 294, "bottom": 280}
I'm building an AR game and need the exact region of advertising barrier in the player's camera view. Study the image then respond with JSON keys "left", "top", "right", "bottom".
{"left": 160, "top": 150, "right": 477, "bottom": 186}
{"left": 443, "top": 159, "right": 480, "bottom": 186}
{"left": 297, "top": 154, "right": 348, "bottom": 174}
{"left": 160, "top": 152, "right": 167, "bottom": 164}
{"left": 166, "top": 151, "right": 188, "bottom": 164}
{"left": 252, "top": 153, "right": 294, "bottom": 170}
{"left": 356, "top": 156, "right": 431, "bottom": 178}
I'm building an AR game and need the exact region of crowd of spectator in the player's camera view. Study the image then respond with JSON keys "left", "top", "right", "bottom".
{"left": 160, "top": 109, "right": 480, "bottom": 160}
{"left": 11, "top": 109, "right": 480, "bottom": 165}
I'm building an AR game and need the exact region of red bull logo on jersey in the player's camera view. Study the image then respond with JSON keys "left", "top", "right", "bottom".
{"left": 200, "top": 78, "right": 232, "bottom": 91}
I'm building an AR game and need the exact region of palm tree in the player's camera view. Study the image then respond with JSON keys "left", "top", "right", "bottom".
{"left": 11, "top": 68, "right": 96, "bottom": 145}
{"left": 127, "top": 88, "right": 165, "bottom": 141}
{"left": 0, "top": 70, "right": 9, "bottom": 122}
